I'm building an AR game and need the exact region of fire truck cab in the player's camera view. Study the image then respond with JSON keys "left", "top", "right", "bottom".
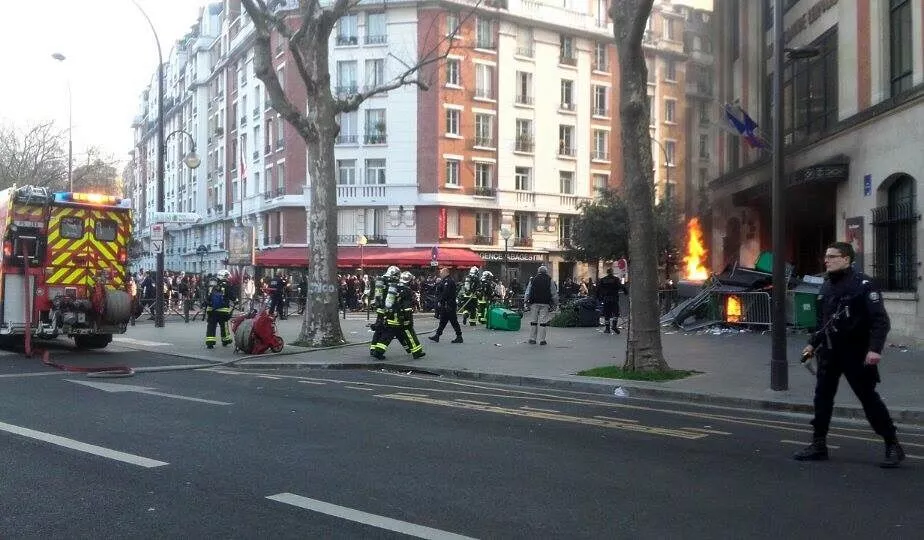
{"left": 0, "top": 185, "right": 134, "bottom": 349}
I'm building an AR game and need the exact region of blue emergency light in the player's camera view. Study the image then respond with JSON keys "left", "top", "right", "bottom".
{"left": 53, "top": 192, "right": 131, "bottom": 208}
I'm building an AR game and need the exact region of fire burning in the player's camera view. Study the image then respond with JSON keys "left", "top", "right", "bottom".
{"left": 682, "top": 217, "right": 709, "bottom": 281}
{"left": 725, "top": 295, "right": 742, "bottom": 323}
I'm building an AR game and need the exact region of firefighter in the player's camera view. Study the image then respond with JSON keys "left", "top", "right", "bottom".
{"left": 458, "top": 266, "right": 481, "bottom": 326}
{"left": 267, "top": 272, "right": 288, "bottom": 319}
{"left": 476, "top": 270, "right": 498, "bottom": 325}
{"left": 369, "top": 265, "right": 400, "bottom": 359}
{"left": 380, "top": 271, "right": 425, "bottom": 359}
{"left": 205, "top": 269, "right": 236, "bottom": 349}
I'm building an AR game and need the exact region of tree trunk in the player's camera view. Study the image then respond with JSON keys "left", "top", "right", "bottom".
{"left": 296, "top": 98, "right": 346, "bottom": 347}
{"left": 612, "top": 0, "right": 669, "bottom": 371}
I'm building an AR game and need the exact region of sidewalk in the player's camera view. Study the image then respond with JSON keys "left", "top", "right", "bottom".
{"left": 114, "top": 313, "right": 924, "bottom": 426}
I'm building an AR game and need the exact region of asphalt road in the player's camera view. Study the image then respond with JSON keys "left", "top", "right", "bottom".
{"left": 0, "top": 350, "right": 921, "bottom": 538}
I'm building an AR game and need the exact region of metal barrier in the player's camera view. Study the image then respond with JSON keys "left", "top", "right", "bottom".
{"left": 712, "top": 291, "right": 771, "bottom": 327}
{"left": 657, "top": 289, "right": 679, "bottom": 316}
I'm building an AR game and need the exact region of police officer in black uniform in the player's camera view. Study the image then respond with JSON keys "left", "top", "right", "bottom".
{"left": 267, "top": 272, "right": 288, "bottom": 319}
{"left": 429, "top": 266, "right": 463, "bottom": 344}
{"left": 597, "top": 268, "right": 625, "bottom": 334}
{"left": 795, "top": 242, "right": 904, "bottom": 468}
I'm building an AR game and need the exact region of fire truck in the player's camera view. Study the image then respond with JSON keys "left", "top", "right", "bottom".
{"left": 0, "top": 185, "right": 134, "bottom": 349}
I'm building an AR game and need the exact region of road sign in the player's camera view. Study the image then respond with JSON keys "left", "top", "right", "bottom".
{"left": 151, "top": 223, "right": 164, "bottom": 242}
{"left": 152, "top": 240, "right": 164, "bottom": 254}
{"left": 151, "top": 211, "right": 202, "bottom": 224}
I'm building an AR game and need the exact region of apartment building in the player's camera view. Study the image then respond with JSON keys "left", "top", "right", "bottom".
{"left": 128, "top": 0, "right": 704, "bottom": 283}
{"left": 710, "top": 0, "right": 922, "bottom": 343}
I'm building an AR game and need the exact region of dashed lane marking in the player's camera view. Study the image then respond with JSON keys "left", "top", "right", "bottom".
{"left": 298, "top": 380, "right": 326, "bottom": 385}
{"left": 781, "top": 440, "right": 841, "bottom": 449}
{"left": 520, "top": 406, "right": 560, "bottom": 414}
{"left": 112, "top": 337, "right": 171, "bottom": 347}
{"left": 682, "top": 427, "right": 733, "bottom": 436}
{"left": 344, "top": 386, "right": 374, "bottom": 391}
{"left": 455, "top": 399, "right": 490, "bottom": 405}
{"left": 267, "top": 493, "right": 477, "bottom": 540}
{"left": 378, "top": 394, "right": 707, "bottom": 440}
{"left": 593, "top": 416, "right": 640, "bottom": 423}
{"left": 257, "top": 375, "right": 281, "bottom": 380}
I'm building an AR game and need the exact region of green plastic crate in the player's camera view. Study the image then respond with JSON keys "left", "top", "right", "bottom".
{"left": 487, "top": 306, "right": 522, "bottom": 331}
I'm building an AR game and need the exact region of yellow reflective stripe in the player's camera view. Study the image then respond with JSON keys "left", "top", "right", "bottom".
{"left": 88, "top": 237, "right": 116, "bottom": 260}
{"left": 47, "top": 267, "right": 72, "bottom": 284}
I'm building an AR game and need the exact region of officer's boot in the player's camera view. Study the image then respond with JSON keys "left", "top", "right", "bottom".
{"left": 604, "top": 320, "right": 611, "bottom": 334}
{"left": 793, "top": 437, "right": 829, "bottom": 461}
{"left": 881, "top": 440, "right": 905, "bottom": 468}
{"left": 428, "top": 334, "right": 440, "bottom": 343}
{"left": 451, "top": 335, "right": 463, "bottom": 344}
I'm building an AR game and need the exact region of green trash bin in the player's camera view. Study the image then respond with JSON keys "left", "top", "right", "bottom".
{"left": 789, "top": 283, "right": 820, "bottom": 329}
{"left": 487, "top": 305, "right": 522, "bottom": 331}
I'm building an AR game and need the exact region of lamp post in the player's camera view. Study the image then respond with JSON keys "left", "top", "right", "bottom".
{"left": 651, "top": 138, "right": 671, "bottom": 200}
{"left": 197, "top": 244, "right": 209, "bottom": 272}
{"left": 50, "top": 53, "right": 72, "bottom": 192}
{"left": 357, "top": 234, "right": 368, "bottom": 273}
{"left": 499, "top": 226, "right": 513, "bottom": 285}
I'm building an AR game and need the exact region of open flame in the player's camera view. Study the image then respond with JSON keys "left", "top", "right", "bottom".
{"left": 726, "top": 295, "right": 742, "bottom": 323}
{"left": 682, "top": 217, "right": 709, "bottom": 281}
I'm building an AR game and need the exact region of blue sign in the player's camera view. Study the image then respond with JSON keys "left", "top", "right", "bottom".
{"left": 863, "top": 174, "right": 872, "bottom": 196}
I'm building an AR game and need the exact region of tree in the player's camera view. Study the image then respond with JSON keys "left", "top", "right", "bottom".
{"left": 72, "top": 147, "right": 121, "bottom": 195}
{"left": 0, "top": 121, "right": 67, "bottom": 190}
{"left": 610, "top": 0, "right": 670, "bottom": 372}
{"left": 568, "top": 188, "right": 628, "bottom": 262}
{"left": 242, "top": 0, "right": 479, "bottom": 347}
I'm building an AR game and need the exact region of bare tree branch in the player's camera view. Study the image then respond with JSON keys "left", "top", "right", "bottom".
{"left": 0, "top": 121, "right": 67, "bottom": 190}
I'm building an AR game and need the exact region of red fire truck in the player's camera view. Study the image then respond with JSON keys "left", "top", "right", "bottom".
{"left": 0, "top": 185, "right": 134, "bottom": 349}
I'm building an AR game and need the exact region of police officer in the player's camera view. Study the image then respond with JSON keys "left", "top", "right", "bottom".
{"left": 369, "top": 265, "right": 400, "bottom": 359}
{"left": 795, "top": 242, "right": 904, "bottom": 468}
{"left": 597, "top": 268, "right": 625, "bottom": 334}
{"left": 459, "top": 266, "right": 481, "bottom": 326}
{"left": 429, "top": 266, "right": 463, "bottom": 344}
{"left": 267, "top": 272, "right": 288, "bottom": 319}
{"left": 205, "top": 269, "right": 236, "bottom": 349}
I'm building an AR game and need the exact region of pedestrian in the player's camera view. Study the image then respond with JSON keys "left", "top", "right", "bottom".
{"left": 204, "top": 269, "right": 236, "bottom": 349}
{"left": 429, "top": 266, "right": 463, "bottom": 344}
{"left": 795, "top": 241, "right": 904, "bottom": 468}
{"left": 597, "top": 268, "right": 625, "bottom": 334}
{"left": 524, "top": 266, "right": 558, "bottom": 346}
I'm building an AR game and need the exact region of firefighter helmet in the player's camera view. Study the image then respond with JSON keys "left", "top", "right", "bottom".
{"left": 216, "top": 269, "right": 231, "bottom": 281}
{"left": 469, "top": 266, "right": 480, "bottom": 276}
{"left": 399, "top": 271, "right": 413, "bottom": 283}
{"left": 385, "top": 265, "right": 400, "bottom": 278}
{"left": 481, "top": 270, "right": 494, "bottom": 281}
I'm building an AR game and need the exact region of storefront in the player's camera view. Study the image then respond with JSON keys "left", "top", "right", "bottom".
{"left": 474, "top": 250, "right": 547, "bottom": 287}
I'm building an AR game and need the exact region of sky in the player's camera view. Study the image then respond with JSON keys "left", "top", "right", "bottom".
{"left": 0, "top": 0, "right": 205, "bottom": 166}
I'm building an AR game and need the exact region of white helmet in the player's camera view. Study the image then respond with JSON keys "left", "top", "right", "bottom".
{"left": 399, "top": 271, "right": 413, "bottom": 283}
{"left": 385, "top": 265, "right": 400, "bottom": 277}
{"left": 469, "top": 266, "right": 480, "bottom": 276}
{"left": 481, "top": 270, "right": 494, "bottom": 280}
{"left": 216, "top": 269, "right": 231, "bottom": 280}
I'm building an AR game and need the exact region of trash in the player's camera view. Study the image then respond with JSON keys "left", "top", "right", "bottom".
{"left": 613, "top": 387, "right": 628, "bottom": 397}
{"left": 494, "top": 343, "right": 503, "bottom": 347}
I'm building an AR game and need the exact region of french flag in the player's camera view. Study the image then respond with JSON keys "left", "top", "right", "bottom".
{"left": 723, "top": 103, "right": 769, "bottom": 149}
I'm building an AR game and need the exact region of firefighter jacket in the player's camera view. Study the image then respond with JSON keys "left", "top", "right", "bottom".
{"left": 460, "top": 274, "right": 480, "bottom": 298}
{"left": 479, "top": 278, "right": 498, "bottom": 302}
{"left": 206, "top": 280, "right": 236, "bottom": 313}
{"left": 384, "top": 284, "right": 415, "bottom": 327}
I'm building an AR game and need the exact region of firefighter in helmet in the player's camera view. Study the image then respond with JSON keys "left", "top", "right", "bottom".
{"left": 205, "top": 269, "right": 236, "bottom": 349}
{"left": 477, "top": 270, "right": 498, "bottom": 325}
{"left": 458, "top": 266, "right": 481, "bottom": 326}
{"left": 369, "top": 265, "right": 401, "bottom": 359}
{"left": 381, "top": 271, "right": 425, "bottom": 359}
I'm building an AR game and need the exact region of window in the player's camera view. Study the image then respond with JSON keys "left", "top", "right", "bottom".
{"left": 516, "top": 27, "right": 534, "bottom": 57}
{"left": 516, "top": 71, "right": 533, "bottom": 104}
{"left": 662, "top": 17, "right": 673, "bottom": 40}
{"left": 559, "top": 35, "right": 575, "bottom": 64}
{"left": 475, "top": 163, "right": 493, "bottom": 189}
{"left": 515, "top": 119, "right": 533, "bottom": 152}
{"left": 593, "top": 130, "right": 608, "bottom": 160}
{"left": 476, "top": 17, "right": 495, "bottom": 49}
{"left": 445, "top": 159, "right": 460, "bottom": 186}
{"left": 364, "top": 208, "right": 386, "bottom": 236}
{"left": 364, "top": 59, "right": 385, "bottom": 90}
{"left": 593, "top": 42, "right": 609, "bottom": 71}
{"left": 475, "top": 64, "right": 493, "bottom": 99}
{"left": 593, "top": 85, "right": 608, "bottom": 116}
{"left": 646, "top": 58, "right": 655, "bottom": 83}
{"left": 365, "top": 159, "right": 386, "bottom": 184}
{"left": 782, "top": 29, "right": 838, "bottom": 145}
{"left": 446, "top": 209, "right": 461, "bottom": 237}
{"left": 337, "top": 111, "right": 357, "bottom": 143}
{"left": 560, "top": 79, "right": 575, "bottom": 110}
{"left": 446, "top": 59, "right": 461, "bottom": 86}
{"left": 649, "top": 96, "right": 656, "bottom": 125}
{"left": 366, "top": 12, "right": 387, "bottom": 44}
{"left": 665, "top": 141, "right": 676, "bottom": 165}
{"left": 872, "top": 175, "right": 917, "bottom": 291}
{"left": 699, "top": 134, "right": 709, "bottom": 158}
{"left": 336, "top": 60, "right": 357, "bottom": 94}
{"left": 890, "top": 0, "right": 913, "bottom": 96}
{"left": 558, "top": 125, "right": 574, "bottom": 155}
{"left": 446, "top": 12, "right": 460, "bottom": 36}
{"left": 445, "top": 109, "right": 460, "bottom": 136}
{"left": 337, "top": 159, "right": 356, "bottom": 184}
{"left": 475, "top": 212, "right": 492, "bottom": 238}
{"left": 276, "top": 116, "right": 284, "bottom": 145}
{"left": 515, "top": 167, "right": 532, "bottom": 191}
{"left": 513, "top": 212, "right": 530, "bottom": 239}
{"left": 365, "top": 109, "right": 386, "bottom": 144}
{"left": 665, "top": 60, "right": 677, "bottom": 81}
{"left": 664, "top": 99, "right": 676, "bottom": 122}
{"left": 94, "top": 219, "right": 117, "bottom": 242}
{"left": 559, "top": 216, "right": 573, "bottom": 245}
{"left": 276, "top": 163, "right": 285, "bottom": 189}
{"left": 559, "top": 171, "right": 574, "bottom": 194}
{"left": 699, "top": 102, "right": 711, "bottom": 124}
{"left": 474, "top": 114, "right": 493, "bottom": 147}
{"left": 593, "top": 173, "right": 608, "bottom": 193}
{"left": 336, "top": 14, "right": 358, "bottom": 45}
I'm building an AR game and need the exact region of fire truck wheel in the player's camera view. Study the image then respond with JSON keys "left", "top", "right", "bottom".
{"left": 103, "top": 290, "right": 133, "bottom": 324}
{"left": 234, "top": 319, "right": 254, "bottom": 353}
{"left": 74, "top": 334, "right": 112, "bottom": 349}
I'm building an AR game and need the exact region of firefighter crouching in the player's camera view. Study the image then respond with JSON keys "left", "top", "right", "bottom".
{"left": 205, "top": 269, "right": 236, "bottom": 349}
{"left": 369, "top": 265, "right": 400, "bottom": 359}
{"left": 459, "top": 266, "right": 481, "bottom": 326}
{"left": 371, "top": 270, "right": 425, "bottom": 360}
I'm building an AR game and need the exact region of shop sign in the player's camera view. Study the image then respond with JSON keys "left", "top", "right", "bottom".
{"left": 477, "top": 252, "right": 546, "bottom": 262}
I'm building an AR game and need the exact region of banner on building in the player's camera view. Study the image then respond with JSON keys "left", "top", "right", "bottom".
{"left": 228, "top": 226, "right": 255, "bottom": 266}
{"left": 845, "top": 216, "right": 864, "bottom": 272}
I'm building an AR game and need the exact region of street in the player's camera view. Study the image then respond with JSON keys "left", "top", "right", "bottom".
{"left": 0, "top": 350, "right": 921, "bottom": 538}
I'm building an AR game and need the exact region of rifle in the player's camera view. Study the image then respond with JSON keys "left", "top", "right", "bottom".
{"left": 801, "top": 302, "right": 849, "bottom": 375}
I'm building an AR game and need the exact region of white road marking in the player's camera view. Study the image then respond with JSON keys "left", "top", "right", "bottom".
{"left": 0, "top": 371, "right": 77, "bottom": 379}
{"left": 344, "top": 386, "right": 374, "bottom": 391}
{"left": 520, "top": 406, "right": 560, "bottom": 414}
{"left": 393, "top": 392, "right": 429, "bottom": 398}
{"left": 67, "top": 380, "right": 232, "bottom": 406}
{"left": 682, "top": 427, "right": 732, "bottom": 436}
{"left": 298, "top": 380, "right": 326, "bottom": 385}
{"left": 454, "top": 399, "right": 489, "bottom": 405}
{"left": 593, "top": 415, "right": 640, "bottom": 423}
{"left": 0, "top": 421, "right": 168, "bottom": 468}
{"left": 112, "top": 337, "right": 171, "bottom": 347}
{"left": 257, "top": 375, "right": 281, "bottom": 380}
{"left": 210, "top": 370, "right": 243, "bottom": 375}
{"left": 781, "top": 439, "right": 840, "bottom": 449}
{"left": 267, "top": 493, "right": 477, "bottom": 540}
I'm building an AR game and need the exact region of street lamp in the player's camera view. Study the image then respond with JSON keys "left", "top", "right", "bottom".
{"left": 499, "top": 226, "right": 513, "bottom": 285}
{"left": 357, "top": 234, "right": 368, "bottom": 273}
{"left": 770, "top": 0, "right": 821, "bottom": 390}
{"left": 197, "top": 244, "right": 209, "bottom": 272}
{"left": 166, "top": 129, "right": 201, "bottom": 170}
{"left": 50, "top": 53, "right": 73, "bottom": 192}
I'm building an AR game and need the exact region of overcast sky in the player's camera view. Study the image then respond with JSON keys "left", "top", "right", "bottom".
{"left": 0, "top": 0, "right": 205, "bottom": 165}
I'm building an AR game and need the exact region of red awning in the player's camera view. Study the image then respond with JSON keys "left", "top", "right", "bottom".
{"left": 254, "top": 246, "right": 483, "bottom": 268}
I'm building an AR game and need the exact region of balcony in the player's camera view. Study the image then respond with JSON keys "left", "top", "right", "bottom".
{"left": 592, "top": 150, "right": 610, "bottom": 161}
{"left": 559, "top": 55, "right": 577, "bottom": 66}
{"left": 338, "top": 234, "right": 387, "bottom": 245}
{"left": 334, "top": 85, "right": 358, "bottom": 97}
{"left": 365, "top": 34, "right": 387, "bottom": 45}
{"left": 473, "top": 235, "right": 494, "bottom": 245}
{"left": 699, "top": 152, "right": 711, "bottom": 162}
{"left": 214, "top": 204, "right": 224, "bottom": 214}
{"left": 240, "top": 116, "right": 247, "bottom": 126}
{"left": 475, "top": 39, "right": 496, "bottom": 50}
{"left": 559, "top": 102, "right": 576, "bottom": 112}
{"left": 514, "top": 138, "right": 534, "bottom": 153}
{"left": 472, "top": 88, "right": 494, "bottom": 101}
{"left": 253, "top": 107, "right": 260, "bottom": 119}
{"left": 264, "top": 190, "right": 275, "bottom": 200}
{"left": 336, "top": 35, "right": 358, "bottom": 46}
{"left": 558, "top": 144, "right": 575, "bottom": 157}
{"left": 336, "top": 134, "right": 358, "bottom": 144}
{"left": 592, "top": 106, "right": 609, "bottom": 117}
{"left": 265, "top": 145, "right": 272, "bottom": 154}
{"left": 275, "top": 138, "right": 284, "bottom": 149}
{"left": 336, "top": 184, "right": 386, "bottom": 200}
{"left": 252, "top": 150, "right": 259, "bottom": 159}
{"left": 515, "top": 45, "right": 534, "bottom": 57}
{"left": 364, "top": 133, "right": 387, "bottom": 144}
{"left": 514, "top": 237, "right": 533, "bottom": 247}
{"left": 515, "top": 94, "right": 533, "bottom": 106}
{"left": 471, "top": 136, "right": 495, "bottom": 149}
{"left": 276, "top": 187, "right": 286, "bottom": 196}
{"left": 593, "top": 61, "right": 610, "bottom": 72}
{"left": 473, "top": 186, "right": 496, "bottom": 197}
